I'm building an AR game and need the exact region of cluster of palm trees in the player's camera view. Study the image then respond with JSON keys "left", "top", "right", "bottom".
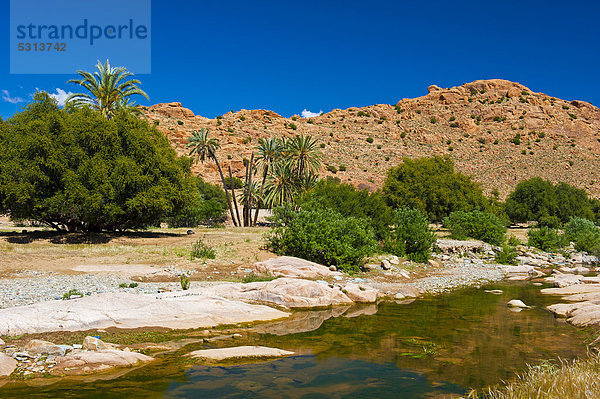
{"left": 63, "top": 59, "right": 323, "bottom": 227}
{"left": 187, "top": 129, "right": 322, "bottom": 227}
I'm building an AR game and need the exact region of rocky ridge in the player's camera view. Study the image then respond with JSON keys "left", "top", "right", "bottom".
{"left": 143, "top": 79, "right": 600, "bottom": 198}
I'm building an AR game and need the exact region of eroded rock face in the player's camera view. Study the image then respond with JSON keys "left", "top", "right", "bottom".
{"left": 50, "top": 350, "right": 154, "bottom": 376}
{"left": 186, "top": 346, "right": 294, "bottom": 362}
{"left": 0, "top": 353, "right": 17, "bottom": 377}
{"left": 206, "top": 278, "right": 354, "bottom": 308}
{"left": 0, "top": 292, "right": 289, "bottom": 336}
{"left": 252, "top": 256, "right": 342, "bottom": 279}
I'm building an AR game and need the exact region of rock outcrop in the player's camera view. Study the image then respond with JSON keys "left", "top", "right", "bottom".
{"left": 50, "top": 350, "right": 154, "bottom": 376}
{"left": 252, "top": 256, "right": 342, "bottom": 279}
{"left": 0, "top": 353, "right": 17, "bottom": 377}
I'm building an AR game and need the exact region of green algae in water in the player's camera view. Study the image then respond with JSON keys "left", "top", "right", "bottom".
{"left": 0, "top": 282, "right": 587, "bottom": 398}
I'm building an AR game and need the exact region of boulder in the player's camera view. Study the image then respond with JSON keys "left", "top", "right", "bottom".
{"left": 427, "top": 85, "right": 442, "bottom": 93}
{"left": 394, "top": 286, "right": 420, "bottom": 299}
{"left": 0, "top": 353, "right": 17, "bottom": 377}
{"left": 0, "top": 338, "right": 4, "bottom": 346}
{"left": 187, "top": 346, "right": 294, "bottom": 361}
{"left": 206, "top": 278, "right": 354, "bottom": 308}
{"left": 342, "top": 283, "right": 378, "bottom": 303}
{"left": 545, "top": 273, "right": 584, "bottom": 288}
{"left": 50, "top": 350, "right": 154, "bottom": 376}
{"left": 83, "top": 336, "right": 119, "bottom": 351}
{"left": 252, "top": 256, "right": 342, "bottom": 279}
{"left": 380, "top": 259, "right": 392, "bottom": 270}
{"left": 507, "top": 299, "right": 529, "bottom": 308}
{"left": 23, "top": 339, "right": 65, "bottom": 356}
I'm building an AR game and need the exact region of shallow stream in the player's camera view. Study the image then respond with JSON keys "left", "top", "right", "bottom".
{"left": 0, "top": 282, "right": 588, "bottom": 398}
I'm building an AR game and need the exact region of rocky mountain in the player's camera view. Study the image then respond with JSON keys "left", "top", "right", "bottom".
{"left": 142, "top": 79, "right": 600, "bottom": 199}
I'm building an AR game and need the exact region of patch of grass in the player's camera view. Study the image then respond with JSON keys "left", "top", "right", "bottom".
{"left": 62, "top": 289, "right": 83, "bottom": 300}
{"left": 241, "top": 273, "right": 277, "bottom": 283}
{"left": 190, "top": 238, "right": 216, "bottom": 260}
{"left": 468, "top": 356, "right": 600, "bottom": 399}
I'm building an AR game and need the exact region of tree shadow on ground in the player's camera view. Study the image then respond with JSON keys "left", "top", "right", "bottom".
{"left": 0, "top": 230, "right": 183, "bottom": 245}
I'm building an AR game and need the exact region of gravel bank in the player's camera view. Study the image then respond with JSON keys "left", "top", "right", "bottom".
{"left": 0, "top": 272, "right": 183, "bottom": 309}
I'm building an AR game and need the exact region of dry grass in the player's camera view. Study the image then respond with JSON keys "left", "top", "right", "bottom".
{"left": 469, "top": 355, "right": 600, "bottom": 399}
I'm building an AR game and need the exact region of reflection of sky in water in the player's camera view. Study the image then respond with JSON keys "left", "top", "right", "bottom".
{"left": 165, "top": 356, "right": 464, "bottom": 398}
{"left": 0, "top": 283, "right": 587, "bottom": 398}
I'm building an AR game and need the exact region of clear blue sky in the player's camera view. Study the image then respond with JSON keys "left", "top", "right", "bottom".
{"left": 1, "top": 0, "right": 599, "bottom": 119}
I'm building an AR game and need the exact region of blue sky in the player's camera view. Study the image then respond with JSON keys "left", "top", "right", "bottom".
{"left": 1, "top": 0, "right": 599, "bottom": 119}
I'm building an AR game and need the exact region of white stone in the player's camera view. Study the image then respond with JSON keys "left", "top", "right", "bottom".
{"left": 507, "top": 299, "right": 529, "bottom": 308}
{"left": 0, "top": 353, "right": 17, "bottom": 377}
{"left": 187, "top": 346, "right": 294, "bottom": 361}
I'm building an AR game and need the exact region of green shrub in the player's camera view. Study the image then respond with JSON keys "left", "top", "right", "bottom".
{"left": 443, "top": 210, "right": 506, "bottom": 245}
{"left": 366, "top": 137, "right": 374, "bottom": 143}
{"left": 528, "top": 227, "right": 565, "bottom": 252}
{"left": 180, "top": 275, "right": 190, "bottom": 290}
{"left": 505, "top": 178, "right": 594, "bottom": 224}
{"left": 564, "top": 217, "right": 600, "bottom": 253}
{"left": 382, "top": 156, "right": 491, "bottom": 222}
{"left": 223, "top": 176, "right": 243, "bottom": 189}
{"left": 326, "top": 165, "right": 337, "bottom": 174}
{"left": 385, "top": 207, "right": 436, "bottom": 263}
{"left": 429, "top": 117, "right": 437, "bottom": 124}
{"left": 537, "top": 215, "right": 561, "bottom": 228}
{"left": 299, "top": 177, "right": 393, "bottom": 241}
{"left": 266, "top": 205, "right": 377, "bottom": 272}
{"left": 62, "top": 289, "right": 83, "bottom": 300}
{"left": 167, "top": 177, "right": 228, "bottom": 227}
{"left": 190, "top": 239, "right": 216, "bottom": 260}
{"left": 507, "top": 235, "right": 522, "bottom": 246}
{"left": 495, "top": 244, "right": 518, "bottom": 265}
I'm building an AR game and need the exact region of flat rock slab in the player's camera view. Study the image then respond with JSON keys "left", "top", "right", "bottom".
{"left": 50, "top": 350, "right": 154, "bottom": 376}
{"left": 541, "top": 284, "right": 600, "bottom": 296}
{"left": 0, "top": 353, "right": 17, "bottom": 377}
{"left": 0, "top": 292, "right": 289, "bottom": 336}
{"left": 253, "top": 256, "right": 342, "bottom": 279}
{"left": 187, "top": 346, "right": 294, "bottom": 361}
{"left": 205, "top": 278, "right": 354, "bottom": 308}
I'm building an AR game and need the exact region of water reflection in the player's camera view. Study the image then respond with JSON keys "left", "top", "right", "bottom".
{"left": 0, "top": 283, "right": 587, "bottom": 398}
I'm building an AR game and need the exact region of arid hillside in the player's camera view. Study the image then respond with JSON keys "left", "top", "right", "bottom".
{"left": 142, "top": 79, "right": 600, "bottom": 199}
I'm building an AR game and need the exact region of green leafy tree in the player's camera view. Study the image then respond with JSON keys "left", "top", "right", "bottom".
{"left": 564, "top": 217, "right": 600, "bottom": 253}
{"left": 0, "top": 93, "right": 193, "bottom": 232}
{"left": 528, "top": 227, "right": 566, "bottom": 252}
{"left": 443, "top": 210, "right": 506, "bottom": 245}
{"left": 186, "top": 128, "right": 237, "bottom": 226}
{"left": 300, "top": 177, "right": 393, "bottom": 240}
{"left": 381, "top": 156, "right": 490, "bottom": 222}
{"left": 167, "top": 177, "right": 228, "bottom": 227}
{"left": 386, "top": 208, "right": 436, "bottom": 262}
{"left": 266, "top": 205, "right": 377, "bottom": 272}
{"left": 66, "top": 59, "right": 149, "bottom": 119}
{"left": 504, "top": 178, "right": 594, "bottom": 224}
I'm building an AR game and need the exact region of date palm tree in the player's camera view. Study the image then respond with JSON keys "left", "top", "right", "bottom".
{"left": 263, "top": 162, "right": 299, "bottom": 208}
{"left": 186, "top": 128, "right": 237, "bottom": 226}
{"left": 284, "top": 135, "right": 322, "bottom": 180}
{"left": 253, "top": 137, "right": 283, "bottom": 224}
{"left": 66, "top": 59, "right": 149, "bottom": 119}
